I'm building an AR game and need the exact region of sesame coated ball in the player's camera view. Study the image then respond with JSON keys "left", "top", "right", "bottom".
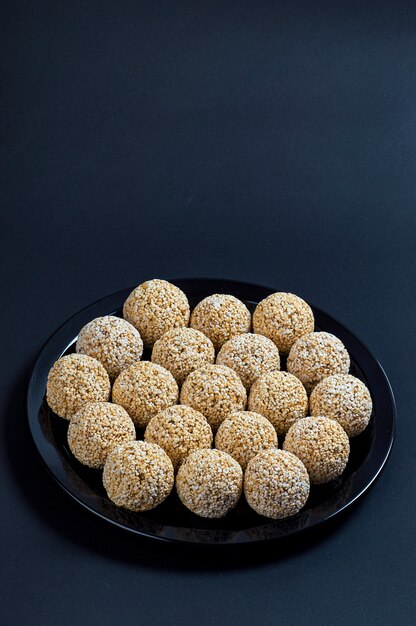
{"left": 310, "top": 374, "right": 372, "bottom": 437}
{"left": 103, "top": 441, "right": 174, "bottom": 512}
{"left": 144, "top": 405, "right": 213, "bottom": 470}
{"left": 216, "top": 333, "right": 280, "bottom": 389}
{"left": 46, "top": 353, "right": 111, "bottom": 420}
{"left": 180, "top": 364, "right": 247, "bottom": 430}
{"left": 283, "top": 416, "right": 350, "bottom": 484}
{"left": 67, "top": 402, "right": 135, "bottom": 469}
{"left": 287, "top": 332, "right": 350, "bottom": 394}
{"left": 253, "top": 292, "right": 314, "bottom": 354}
{"left": 190, "top": 294, "right": 251, "bottom": 350}
{"left": 215, "top": 411, "right": 277, "bottom": 470}
{"left": 176, "top": 449, "right": 243, "bottom": 518}
{"left": 76, "top": 315, "right": 143, "bottom": 379}
{"left": 123, "top": 279, "right": 190, "bottom": 347}
{"left": 248, "top": 371, "right": 308, "bottom": 435}
{"left": 151, "top": 327, "right": 215, "bottom": 385}
{"left": 112, "top": 361, "right": 179, "bottom": 428}
{"left": 244, "top": 449, "right": 310, "bottom": 519}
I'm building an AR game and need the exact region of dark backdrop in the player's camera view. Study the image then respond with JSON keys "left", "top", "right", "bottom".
{"left": 1, "top": 1, "right": 415, "bottom": 624}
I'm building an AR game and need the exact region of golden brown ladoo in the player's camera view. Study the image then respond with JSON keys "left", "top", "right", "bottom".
{"left": 190, "top": 294, "right": 251, "bottom": 350}
{"left": 46, "top": 353, "right": 111, "bottom": 420}
{"left": 144, "top": 405, "right": 213, "bottom": 470}
{"left": 283, "top": 416, "right": 350, "bottom": 484}
{"left": 180, "top": 364, "right": 247, "bottom": 430}
{"left": 67, "top": 402, "right": 135, "bottom": 469}
{"left": 123, "top": 279, "right": 190, "bottom": 347}
{"left": 215, "top": 410, "right": 277, "bottom": 470}
{"left": 287, "top": 331, "right": 350, "bottom": 394}
{"left": 112, "top": 361, "right": 178, "bottom": 428}
{"left": 244, "top": 448, "right": 310, "bottom": 519}
{"left": 309, "top": 374, "right": 372, "bottom": 437}
{"left": 248, "top": 370, "right": 308, "bottom": 435}
{"left": 76, "top": 315, "right": 143, "bottom": 379}
{"left": 176, "top": 449, "right": 243, "bottom": 518}
{"left": 103, "top": 441, "right": 174, "bottom": 512}
{"left": 152, "top": 327, "right": 215, "bottom": 385}
{"left": 216, "top": 333, "right": 280, "bottom": 389}
{"left": 253, "top": 292, "right": 314, "bottom": 354}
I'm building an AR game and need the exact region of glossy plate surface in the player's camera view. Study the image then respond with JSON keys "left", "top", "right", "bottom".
{"left": 27, "top": 278, "right": 395, "bottom": 544}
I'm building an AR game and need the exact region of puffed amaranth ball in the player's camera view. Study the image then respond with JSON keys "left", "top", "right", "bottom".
{"left": 46, "top": 353, "right": 111, "bottom": 420}
{"left": 244, "top": 449, "right": 310, "bottom": 519}
{"left": 283, "top": 416, "right": 350, "bottom": 484}
{"left": 190, "top": 294, "right": 251, "bottom": 350}
{"left": 67, "top": 402, "right": 135, "bottom": 468}
{"left": 216, "top": 333, "right": 280, "bottom": 389}
{"left": 123, "top": 279, "right": 190, "bottom": 347}
{"left": 144, "top": 405, "right": 213, "bottom": 470}
{"left": 287, "top": 331, "right": 350, "bottom": 394}
{"left": 152, "top": 327, "right": 215, "bottom": 385}
{"left": 215, "top": 410, "right": 277, "bottom": 469}
{"left": 248, "top": 371, "right": 308, "bottom": 435}
{"left": 176, "top": 449, "right": 243, "bottom": 518}
{"left": 103, "top": 441, "right": 174, "bottom": 512}
{"left": 180, "top": 364, "right": 247, "bottom": 430}
{"left": 310, "top": 374, "right": 372, "bottom": 437}
{"left": 76, "top": 315, "right": 143, "bottom": 379}
{"left": 112, "top": 361, "right": 179, "bottom": 428}
{"left": 253, "top": 292, "right": 314, "bottom": 354}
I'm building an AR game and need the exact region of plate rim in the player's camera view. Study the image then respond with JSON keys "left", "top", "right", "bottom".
{"left": 27, "top": 277, "right": 396, "bottom": 544}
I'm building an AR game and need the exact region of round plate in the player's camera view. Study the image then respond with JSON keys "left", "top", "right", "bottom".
{"left": 27, "top": 278, "right": 395, "bottom": 544}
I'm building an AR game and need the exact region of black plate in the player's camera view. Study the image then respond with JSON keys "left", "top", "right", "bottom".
{"left": 27, "top": 278, "right": 395, "bottom": 544}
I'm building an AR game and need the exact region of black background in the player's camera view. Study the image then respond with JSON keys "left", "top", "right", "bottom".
{"left": 1, "top": 1, "right": 415, "bottom": 624}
